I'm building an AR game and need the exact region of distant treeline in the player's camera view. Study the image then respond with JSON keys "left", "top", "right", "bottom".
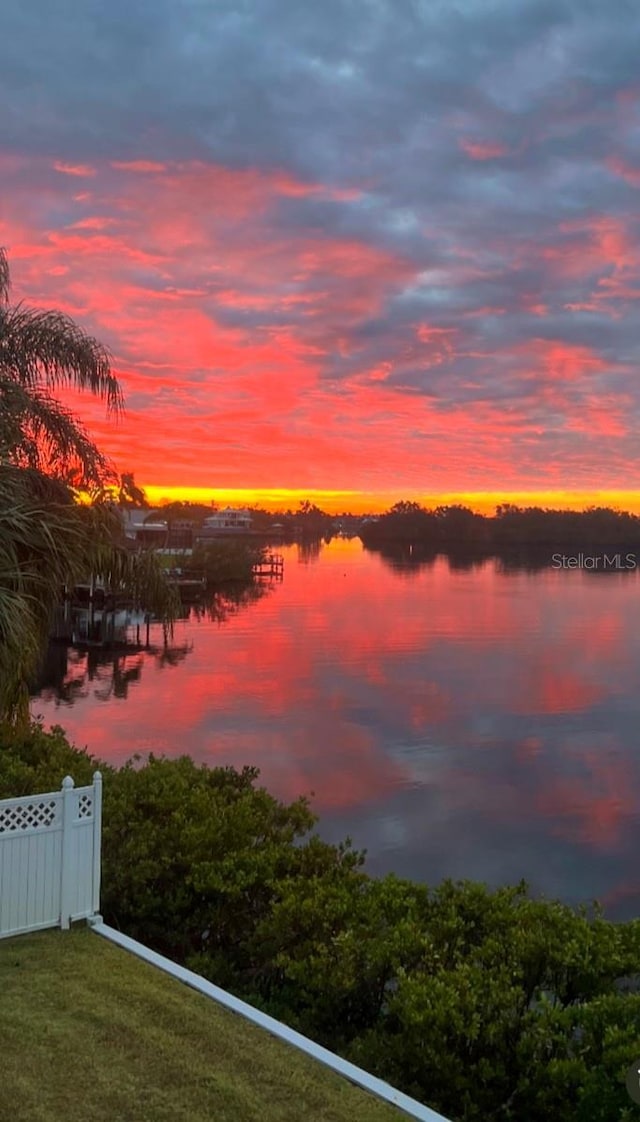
{"left": 359, "top": 501, "right": 640, "bottom": 552}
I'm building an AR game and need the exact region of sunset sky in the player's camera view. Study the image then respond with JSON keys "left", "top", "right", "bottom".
{"left": 3, "top": 1, "right": 640, "bottom": 511}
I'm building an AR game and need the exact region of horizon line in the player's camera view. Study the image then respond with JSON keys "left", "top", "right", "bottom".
{"left": 143, "top": 486, "right": 640, "bottom": 516}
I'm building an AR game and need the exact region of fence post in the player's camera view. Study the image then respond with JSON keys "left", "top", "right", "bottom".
{"left": 59, "top": 775, "right": 75, "bottom": 930}
{"left": 92, "top": 771, "right": 103, "bottom": 919}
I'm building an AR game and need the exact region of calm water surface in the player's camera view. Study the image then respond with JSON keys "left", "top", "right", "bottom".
{"left": 32, "top": 538, "right": 640, "bottom": 919}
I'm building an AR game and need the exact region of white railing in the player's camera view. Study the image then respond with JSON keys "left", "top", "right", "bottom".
{"left": 0, "top": 772, "right": 102, "bottom": 939}
{"left": 93, "top": 924, "right": 452, "bottom": 1122}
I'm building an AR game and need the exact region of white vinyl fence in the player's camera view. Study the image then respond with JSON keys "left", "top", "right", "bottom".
{"left": 0, "top": 773, "right": 102, "bottom": 939}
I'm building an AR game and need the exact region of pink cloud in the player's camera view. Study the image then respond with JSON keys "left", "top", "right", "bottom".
{"left": 53, "top": 161, "right": 97, "bottom": 177}
{"left": 2, "top": 150, "right": 639, "bottom": 495}
{"left": 111, "top": 160, "right": 167, "bottom": 173}
{"left": 459, "top": 138, "right": 508, "bottom": 160}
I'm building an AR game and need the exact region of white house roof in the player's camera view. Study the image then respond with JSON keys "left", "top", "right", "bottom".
{"left": 121, "top": 508, "right": 168, "bottom": 527}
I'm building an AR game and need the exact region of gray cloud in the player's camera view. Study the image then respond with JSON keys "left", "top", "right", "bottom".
{"left": 4, "top": 0, "right": 640, "bottom": 481}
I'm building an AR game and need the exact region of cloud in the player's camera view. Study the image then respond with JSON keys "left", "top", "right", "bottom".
{"left": 459, "top": 139, "right": 508, "bottom": 160}
{"left": 3, "top": 0, "right": 640, "bottom": 492}
{"left": 53, "top": 162, "right": 97, "bottom": 177}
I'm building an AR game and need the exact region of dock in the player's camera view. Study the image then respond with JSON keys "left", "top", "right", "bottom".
{"left": 165, "top": 570, "right": 207, "bottom": 597}
{"left": 252, "top": 553, "right": 284, "bottom": 580}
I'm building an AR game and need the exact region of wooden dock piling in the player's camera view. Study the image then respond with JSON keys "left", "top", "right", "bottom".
{"left": 252, "top": 553, "right": 284, "bottom": 580}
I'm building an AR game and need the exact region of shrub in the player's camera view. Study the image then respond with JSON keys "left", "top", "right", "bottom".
{"left": 2, "top": 722, "right": 638, "bottom": 1121}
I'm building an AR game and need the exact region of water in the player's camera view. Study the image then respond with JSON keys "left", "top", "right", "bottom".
{"left": 31, "top": 538, "right": 640, "bottom": 919}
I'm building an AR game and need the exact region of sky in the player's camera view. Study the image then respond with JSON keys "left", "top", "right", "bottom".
{"left": 3, "top": 0, "right": 640, "bottom": 511}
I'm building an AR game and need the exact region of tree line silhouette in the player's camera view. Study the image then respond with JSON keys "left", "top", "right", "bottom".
{"left": 359, "top": 501, "right": 640, "bottom": 555}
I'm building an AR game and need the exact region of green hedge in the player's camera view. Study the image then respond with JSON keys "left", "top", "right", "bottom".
{"left": 1, "top": 722, "right": 638, "bottom": 1122}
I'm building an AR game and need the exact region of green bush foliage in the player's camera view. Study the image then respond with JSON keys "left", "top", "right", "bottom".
{"left": 1, "top": 722, "right": 638, "bottom": 1121}
{"left": 191, "top": 541, "right": 264, "bottom": 584}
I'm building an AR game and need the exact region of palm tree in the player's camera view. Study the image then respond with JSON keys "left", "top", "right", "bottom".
{"left": 0, "top": 467, "right": 115, "bottom": 720}
{"left": 89, "top": 470, "right": 148, "bottom": 508}
{"left": 0, "top": 247, "right": 121, "bottom": 489}
{"left": 117, "top": 471, "right": 148, "bottom": 507}
{"left": 0, "top": 248, "right": 176, "bottom": 722}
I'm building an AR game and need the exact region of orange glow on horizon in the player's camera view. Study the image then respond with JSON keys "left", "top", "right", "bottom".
{"left": 144, "top": 486, "right": 640, "bottom": 515}
{"left": 5, "top": 153, "right": 640, "bottom": 505}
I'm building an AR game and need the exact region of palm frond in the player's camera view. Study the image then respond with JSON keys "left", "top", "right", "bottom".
{"left": 0, "top": 248, "right": 9, "bottom": 305}
{"left": 0, "top": 250, "right": 134, "bottom": 722}
{"left": 0, "top": 466, "right": 121, "bottom": 718}
{"left": 94, "top": 547, "right": 180, "bottom": 628}
{"left": 0, "top": 466, "right": 178, "bottom": 721}
{"left": 0, "top": 375, "right": 116, "bottom": 488}
{"left": 0, "top": 303, "right": 122, "bottom": 413}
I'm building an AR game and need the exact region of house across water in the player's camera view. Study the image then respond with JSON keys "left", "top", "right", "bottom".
{"left": 196, "top": 507, "right": 253, "bottom": 541}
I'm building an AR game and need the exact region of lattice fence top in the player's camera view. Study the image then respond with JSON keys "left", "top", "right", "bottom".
{"left": 78, "top": 794, "right": 93, "bottom": 819}
{"left": 0, "top": 800, "right": 59, "bottom": 834}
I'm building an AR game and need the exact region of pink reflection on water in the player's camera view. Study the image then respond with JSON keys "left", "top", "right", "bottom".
{"left": 32, "top": 541, "right": 640, "bottom": 882}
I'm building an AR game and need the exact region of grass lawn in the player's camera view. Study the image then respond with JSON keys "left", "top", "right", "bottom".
{"left": 0, "top": 926, "right": 407, "bottom": 1122}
